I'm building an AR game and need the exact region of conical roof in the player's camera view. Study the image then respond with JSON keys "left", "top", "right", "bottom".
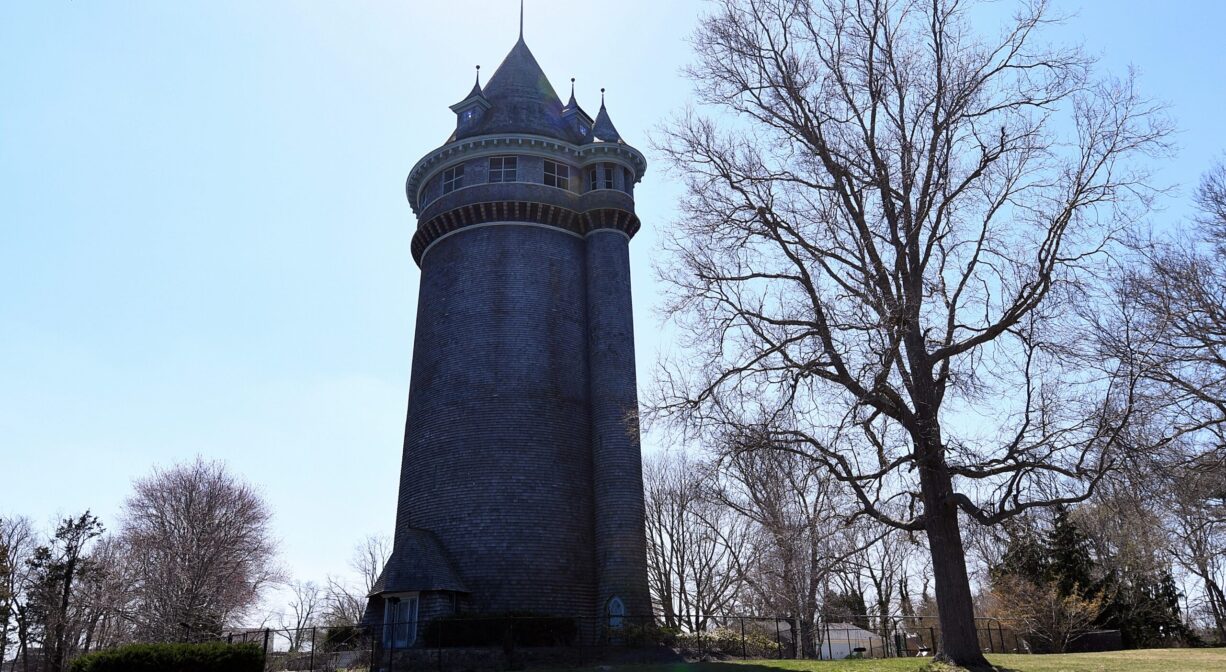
{"left": 482, "top": 37, "right": 560, "bottom": 104}
{"left": 450, "top": 69, "right": 488, "bottom": 112}
{"left": 592, "top": 94, "right": 622, "bottom": 143}
{"left": 454, "top": 37, "right": 577, "bottom": 142}
{"left": 562, "top": 78, "right": 581, "bottom": 113}
{"left": 463, "top": 76, "right": 484, "bottom": 101}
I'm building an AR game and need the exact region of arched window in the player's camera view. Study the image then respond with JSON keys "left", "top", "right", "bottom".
{"left": 607, "top": 596, "right": 626, "bottom": 629}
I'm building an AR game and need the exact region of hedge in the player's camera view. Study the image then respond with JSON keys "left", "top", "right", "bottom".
{"left": 68, "top": 642, "right": 263, "bottom": 672}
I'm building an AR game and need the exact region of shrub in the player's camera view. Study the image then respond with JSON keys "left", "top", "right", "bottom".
{"left": 673, "top": 627, "right": 780, "bottom": 657}
{"left": 420, "top": 612, "right": 577, "bottom": 647}
{"left": 322, "top": 625, "right": 364, "bottom": 651}
{"left": 68, "top": 642, "right": 263, "bottom": 672}
{"left": 614, "top": 621, "right": 680, "bottom": 647}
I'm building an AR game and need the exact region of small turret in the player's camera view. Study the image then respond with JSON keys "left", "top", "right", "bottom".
{"left": 592, "top": 88, "right": 622, "bottom": 143}
{"left": 449, "top": 66, "right": 490, "bottom": 135}
{"left": 562, "top": 77, "right": 594, "bottom": 142}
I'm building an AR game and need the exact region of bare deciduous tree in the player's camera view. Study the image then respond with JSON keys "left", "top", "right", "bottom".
{"left": 120, "top": 458, "right": 280, "bottom": 641}
{"left": 1164, "top": 465, "right": 1226, "bottom": 643}
{"left": 644, "top": 450, "right": 744, "bottom": 630}
{"left": 840, "top": 518, "right": 917, "bottom": 634}
{"left": 710, "top": 433, "right": 862, "bottom": 656}
{"left": 1107, "top": 162, "right": 1226, "bottom": 468}
{"left": 73, "top": 536, "right": 136, "bottom": 655}
{"left": 322, "top": 576, "right": 365, "bottom": 628}
{"left": 0, "top": 517, "right": 34, "bottom": 669}
{"left": 653, "top": 0, "right": 1169, "bottom": 666}
{"left": 349, "top": 535, "right": 390, "bottom": 598}
{"left": 989, "top": 574, "right": 1102, "bottom": 653}
{"left": 321, "top": 535, "right": 391, "bottom": 628}
{"left": 278, "top": 580, "right": 322, "bottom": 652}
{"left": 1096, "top": 159, "right": 1226, "bottom": 642}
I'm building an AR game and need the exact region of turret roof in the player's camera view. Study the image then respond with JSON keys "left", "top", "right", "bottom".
{"left": 450, "top": 66, "right": 489, "bottom": 113}
{"left": 592, "top": 91, "right": 622, "bottom": 143}
{"left": 463, "top": 70, "right": 484, "bottom": 101}
{"left": 454, "top": 37, "right": 581, "bottom": 143}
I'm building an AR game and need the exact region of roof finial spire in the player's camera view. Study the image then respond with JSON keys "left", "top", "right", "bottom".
{"left": 519, "top": 0, "right": 524, "bottom": 41}
{"left": 570, "top": 77, "right": 576, "bottom": 97}
{"left": 601, "top": 87, "right": 606, "bottom": 107}
{"left": 475, "top": 64, "right": 482, "bottom": 87}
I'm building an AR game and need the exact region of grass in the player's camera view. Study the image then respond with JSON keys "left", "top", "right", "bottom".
{"left": 553, "top": 648, "right": 1226, "bottom": 672}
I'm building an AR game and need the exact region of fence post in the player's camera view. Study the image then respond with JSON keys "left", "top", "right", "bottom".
{"left": 740, "top": 617, "right": 747, "bottom": 660}
{"left": 370, "top": 624, "right": 377, "bottom": 672}
{"left": 262, "top": 628, "right": 270, "bottom": 668}
{"left": 390, "top": 610, "right": 398, "bottom": 672}
{"left": 308, "top": 626, "right": 315, "bottom": 671}
{"left": 774, "top": 618, "right": 781, "bottom": 659}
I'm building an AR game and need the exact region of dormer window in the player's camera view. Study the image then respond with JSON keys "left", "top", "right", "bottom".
{"left": 489, "top": 156, "right": 518, "bottom": 183}
{"left": 461, "top": 109, "right": 477, "bottom": 124}
{"left": 544, "top": 160, "right": 570, "bottom": 190}
{"left": 442, "top": 165, "right": 464, "bottom": 195}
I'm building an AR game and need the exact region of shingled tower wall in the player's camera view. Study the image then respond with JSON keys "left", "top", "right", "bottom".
{"left": 366, "top": 33, "right": 651, "bottom": 632}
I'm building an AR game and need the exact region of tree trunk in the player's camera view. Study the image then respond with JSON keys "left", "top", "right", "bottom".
{"left": 0, "top": 617, "right": 9, "bottom": 672}
{"left": 1205, "top": 575, "right": 1226, "bottom": 644}
{"left": 920, "top": 462, "right": 990, "bottom": 670}
{"left": 18, "top": 628, "right": 29, "bottom": 672}
{"left": 51, "top": 555, "right": 77, "bottom": 672}
{"left": 16, "top": 606, "right": 29, "bottom": 672}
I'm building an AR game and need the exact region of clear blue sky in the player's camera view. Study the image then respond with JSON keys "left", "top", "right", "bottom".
{"left": 2, "top": 1, "right": 1223, "bottom": 617}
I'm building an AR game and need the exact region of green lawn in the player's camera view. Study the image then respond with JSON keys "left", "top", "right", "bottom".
{"left": 554, "top": 649, "right": 1226, "bottom": 672}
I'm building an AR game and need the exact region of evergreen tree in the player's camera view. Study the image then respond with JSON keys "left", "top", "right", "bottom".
{"left": 822, "top": 589, "right": 870, "bottom": 630}
{"left": 1046, "top": 506, "right": 1095, "bottom": 597}
{"left": 991, "top": 519, "right": 1048, "bottom": 586}
{"left": 1098, "top": 570, "right": 1195, "bottom": 648}
{"left": 992, "top": 505, "right": 1195, "bottom": 649}
{"left": 26, "top": 512, "right": 104, "bottom": 672}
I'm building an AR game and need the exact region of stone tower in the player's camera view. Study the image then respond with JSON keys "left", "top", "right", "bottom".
{"left": 365, "top": 27, "right": 650, "bottom": 642}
